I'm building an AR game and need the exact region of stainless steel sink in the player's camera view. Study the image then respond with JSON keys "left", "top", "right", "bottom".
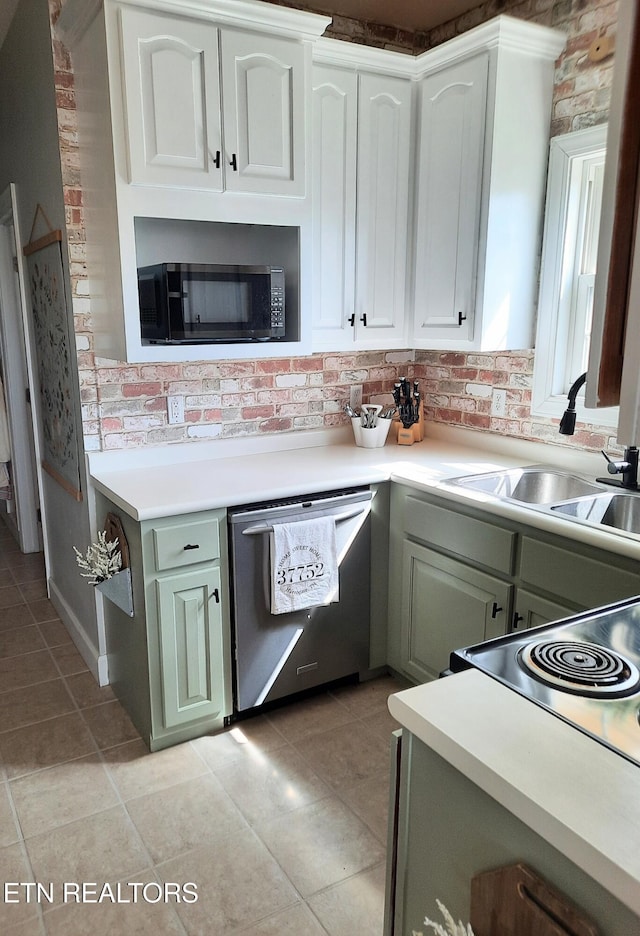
{"left": 442, "top": 464, "right": 640, "bottom": 539}
{"left": 445, "top": 466, "right": 604, "bottom": 505}
{"left": 551, "top": 492, "right": 640, "bottom": 535}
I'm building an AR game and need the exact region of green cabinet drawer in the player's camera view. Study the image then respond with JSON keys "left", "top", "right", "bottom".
{"left": 404, "top": 496, "right": 516, "bottom": 575}
{"left": 520, "top": 537, "right": 640, "bottom": 610}
{"left": 152, "top": 517, "right": 220, "bottom": 572}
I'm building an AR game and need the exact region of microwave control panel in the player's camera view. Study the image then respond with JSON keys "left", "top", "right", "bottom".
{"left": 270, "top": 268, "right": 285, "bottom": 335}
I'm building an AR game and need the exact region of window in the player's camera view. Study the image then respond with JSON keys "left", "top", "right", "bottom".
{"left": 532, "top": 125, "right": 617, "bottom": 426}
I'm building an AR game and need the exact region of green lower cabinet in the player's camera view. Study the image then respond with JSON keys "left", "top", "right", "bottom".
{"left": 512, "top": 589, "right": 575, "bottom": 632}
{"left": 95, "top": 494, "right": 232, "bottom": 752}
{"left": 388, "top": 483, "right": 640, "bottom": 686}
{"left": 389, "top": 731, "right": 639, "bottom": 936}
{"left": 400, "top": 541, "right": 512, "bottom": 682}
{"left": 155, "top": 566, "right": 226, "bottom": 730}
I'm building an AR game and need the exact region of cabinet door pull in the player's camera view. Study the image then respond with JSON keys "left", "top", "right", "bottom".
{"left": 491, "top": 601, "right": 503, "bottom": 619}
{"left": 230, "top": 153, "right": 238, "bottom": 171}
{"left": 512, "top": 612, "right": 524, "bottom": 629}
{"left": 212, "top": 587, "right": 220, "bottom": 603}
{"left": 348, "top": 314, "right": 356, "bottom": 327}
{"left": 458, "top": 311, "right": 467, "bottom": 326}
{"left": 183, "top": 543, "right": 200, "bottom": 551}
{"left": 213, "top": 150, "right": 221, "bottom": 169}
{"left": 360, "top": 313, "right": 367, "bottom": 326}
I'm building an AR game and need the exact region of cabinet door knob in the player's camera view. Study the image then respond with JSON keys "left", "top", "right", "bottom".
{"left": 230, "top": 153, "right": 238, "bottom": 171}
{"left": 348, "top": 314, "right": 355, "bottom": 327}
{"left": 212, "top": 587, "right": 220, "bottom": 604}
{"left": 183, "top": 543, "right": 200, "bottom": 551}
{"left": 512, "top": 612, "right": 524, "bottom": 629}
{"left": 360, "top": 313, "right": 367, "bottom": 327}
{"left": 491, "top": 601, "right": 503, "bottom": 619}
{"left": 213, "top": 150, "right": 221, "bottom": 169}
{"left": 458, "top": 311, "right": 467, "bottom": 326}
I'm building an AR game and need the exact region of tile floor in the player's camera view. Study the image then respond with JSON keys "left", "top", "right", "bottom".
{"left": 0, "top": 520, "right": 406, "bottom": 935}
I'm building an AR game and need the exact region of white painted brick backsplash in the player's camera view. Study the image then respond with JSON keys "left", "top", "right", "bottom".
{"left": 275, "top": 374, "right": 307, "bottom": 388}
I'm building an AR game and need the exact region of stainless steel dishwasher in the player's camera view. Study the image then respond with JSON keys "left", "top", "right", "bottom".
{"left": 228, "top": 487, "right": 373, "bottom": 712}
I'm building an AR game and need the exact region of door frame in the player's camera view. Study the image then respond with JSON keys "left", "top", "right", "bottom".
{"left": 0, "top": 183, "right": 49, "bottom": 567}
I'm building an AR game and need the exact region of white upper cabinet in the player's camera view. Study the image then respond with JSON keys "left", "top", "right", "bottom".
{"left": 413, "top": 53, "right": 487, "bottom": 340}
{"left": 120, "top": 7, "right": 306, "bottom": 196}
{"left": 57, "top": 0, "right": 330, "bottom": 363}
{"left": 311, "top": 64, "right": 358, "bottom": 348}
{"left": 412, "top": 18, "right": 566, "bottom": 351}
{"left": 221, "top": 30, "right": 305, "bottom": 196}
{"left": 355, "top": 72, "right": 412, "bottom": 347}
{"left": 311, "top": 42, "right": 413, "bottom": 351}
{"left": 120, "top": 8, "right": 223, "bottom": 190}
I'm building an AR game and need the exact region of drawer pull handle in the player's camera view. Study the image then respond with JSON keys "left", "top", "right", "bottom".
{"left": 183, "top": 544, "right": 200, "bottom": 551}
{"left": 212, "top": 588, "right": 220, "bottom": 603}
{"left": 513, "top": 612, "right": 525, "bottom": 629}
{"left": 491, "top": 602, "right": 503, "bottom": 618}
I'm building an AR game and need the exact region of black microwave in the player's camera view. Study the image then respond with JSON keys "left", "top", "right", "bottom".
{"left": 137, "top": 263, "right": 285, "bottom": 344}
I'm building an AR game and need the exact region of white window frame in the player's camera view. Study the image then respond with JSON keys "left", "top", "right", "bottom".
{"left": 532, "top": 125, "right": 618, "bottom": 427}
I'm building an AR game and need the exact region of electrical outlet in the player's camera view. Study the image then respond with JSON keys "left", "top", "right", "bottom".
{"left": 491, "top": 388, "right": 507, "bottom": 417}
{"left": 350, "top": 384, "right": 363, "bottom": 412}
{"left": 167, "top": 395, "right": 185, "bottom": 424}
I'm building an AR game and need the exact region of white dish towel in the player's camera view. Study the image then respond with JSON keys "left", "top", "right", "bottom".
{"left": 270, "top": 516, "right": 339, "bottom": 615}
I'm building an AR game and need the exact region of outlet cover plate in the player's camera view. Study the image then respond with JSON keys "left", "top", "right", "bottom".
{"left": 491, "top": 388, "right": 506, "bottom": 417}
{"left": 350, "top": 384, "right": 363, "bottom": 412}
{"left": 167, "top": 395, "right": 185, "bottom": 424}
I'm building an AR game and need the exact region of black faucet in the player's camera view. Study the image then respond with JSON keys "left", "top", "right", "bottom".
{"left": 599, "top": 447, "right": 640, "bottom": 490}
{"left": 558, "top": 372, "right": 587, "bottom": 436}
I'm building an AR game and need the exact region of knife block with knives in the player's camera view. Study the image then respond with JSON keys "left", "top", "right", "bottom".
{"left": 394, "top": 377, "right": 423, "bottom": 445}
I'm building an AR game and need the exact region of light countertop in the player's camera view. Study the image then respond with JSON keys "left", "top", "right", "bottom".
{"left": 388, "top": 670, "right": 640, "bottom": 917}
{"left": 88, "top": 423, "right": 640, "bottom": 559}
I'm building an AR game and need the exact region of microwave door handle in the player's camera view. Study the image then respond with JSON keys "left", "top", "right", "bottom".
{"left": 241, "top": 505, "right": 366, "bottom": 536}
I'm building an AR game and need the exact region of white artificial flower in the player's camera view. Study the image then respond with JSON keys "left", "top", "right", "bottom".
{"left": 73, "top": 531, "right": 122, "bottom": 585}
{"left": 415, "top": 899, "right": 475, "bottom": 936}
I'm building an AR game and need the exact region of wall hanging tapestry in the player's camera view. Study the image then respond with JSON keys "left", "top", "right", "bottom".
{"left": 23, "top": 204, "right": 82, "bottom": 501}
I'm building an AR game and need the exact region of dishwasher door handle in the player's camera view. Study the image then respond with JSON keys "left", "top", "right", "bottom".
{"left": 240, "top": 505, "right": 366, "bottom": 535}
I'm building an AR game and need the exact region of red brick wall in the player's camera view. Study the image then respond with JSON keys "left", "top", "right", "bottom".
{"left": 50, "top": 0, "right": 620, "bottom": 454}
{"left": 416, "top": 351, "right": 617, "bottom": 453}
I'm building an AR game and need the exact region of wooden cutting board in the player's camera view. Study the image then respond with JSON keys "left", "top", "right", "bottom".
{"left": 470, "top": 863, "right": 599, "bottom": 936}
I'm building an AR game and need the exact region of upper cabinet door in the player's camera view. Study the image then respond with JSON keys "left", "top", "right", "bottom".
{"left": 413, "top": 53, "right": 488, "bottom": 342}
{"left": 119, "top": 7, "right": 223, "bottom": 190}
{"left": 412, "top": 19, "right": 564, "bottom": 353}
{"left": 355, "top": 73, "right": 412, "bottom": 346}
{"left": 311, "top": 64, "right": 358, "bottom": 349}
{"left": 220, "top": 31, "right": 306, "bottom": 196}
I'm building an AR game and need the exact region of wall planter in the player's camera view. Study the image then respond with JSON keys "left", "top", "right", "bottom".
{"left": 96, "top": 568, "right": 134, "bottom": 617}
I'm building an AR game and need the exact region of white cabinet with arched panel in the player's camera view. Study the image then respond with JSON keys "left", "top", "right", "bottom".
{"left": 311, "top": 41, "right": 413, "bottom": 351}
{"left": 120, "top": 6, "right": 307, "bottom": 196}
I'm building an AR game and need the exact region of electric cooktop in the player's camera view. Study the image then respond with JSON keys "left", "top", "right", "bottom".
{"left": 449, "top": 596, "right": 640, "bottom": 768}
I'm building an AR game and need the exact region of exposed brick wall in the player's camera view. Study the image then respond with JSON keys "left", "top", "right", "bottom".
{"left": 415, "top": 351, "right": 619, "bottom": 454}
{"left": 50, "top": 0, "right": 620, "bottom": 455}
{"left": 87, "top": 350, "right": 419, "bottom": 449}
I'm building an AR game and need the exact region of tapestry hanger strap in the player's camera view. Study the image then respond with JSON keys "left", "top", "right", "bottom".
{"left": 23, "top": 203, "right": 63, "bottom": 257}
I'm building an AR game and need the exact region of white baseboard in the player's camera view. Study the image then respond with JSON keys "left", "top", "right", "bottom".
{"left": 48, "top": 579, "right": 110, "bottom": 686}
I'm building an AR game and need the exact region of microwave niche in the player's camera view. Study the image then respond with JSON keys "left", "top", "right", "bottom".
{"left": 138, "top": 263, "right": 285, "bottom": 344}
